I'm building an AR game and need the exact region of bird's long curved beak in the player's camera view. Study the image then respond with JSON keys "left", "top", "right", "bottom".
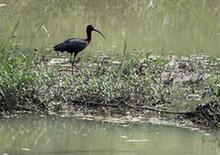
{"left": 94, "top": 29, "right": 105, "bottom": 39}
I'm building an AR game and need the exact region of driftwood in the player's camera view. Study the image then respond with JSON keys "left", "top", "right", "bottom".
{"left": 183, "top": 101, "right": 220, "bottom": 127}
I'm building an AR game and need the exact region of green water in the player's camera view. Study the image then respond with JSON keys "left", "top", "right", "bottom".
{"left": 0, "top": 117, "right": 219, "bottom": 155}
{"left": 1, "top": 0, "right": 220, "bottom": 56}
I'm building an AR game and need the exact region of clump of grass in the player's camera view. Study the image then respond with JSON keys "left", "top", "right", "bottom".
{"left": 69, "top": 52, "right": 174, "bottom": 109}
{"left": 0, "top": 39, "right": 64, "bottom": 112}
{"left": 0, "top": 33, "right": 219, "bottom": 124}
{"left": 0, "top": 19, "right": 70, "bottom": 113}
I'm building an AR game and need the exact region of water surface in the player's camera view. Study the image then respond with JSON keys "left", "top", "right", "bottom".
{"left": 1, "top": 0, "right": 220, "bottom": 56}
{"left": 0, "top": 117, "right": 219, "bottom": 155}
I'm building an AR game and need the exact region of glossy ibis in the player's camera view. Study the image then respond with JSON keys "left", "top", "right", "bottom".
{"left": 53, "top": 25, "right": 105, "bottom": 74}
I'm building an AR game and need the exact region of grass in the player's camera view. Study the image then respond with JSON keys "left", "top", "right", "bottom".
{"left": 0, "top": 46, "right": 55, "bottom": 112}
{"left": 1, "top": 36, "right": 220, "bottom": 127}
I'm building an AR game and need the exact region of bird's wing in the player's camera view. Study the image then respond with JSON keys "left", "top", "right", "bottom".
{"left": 53, "top": 38, "right": 87, "bottom": 53}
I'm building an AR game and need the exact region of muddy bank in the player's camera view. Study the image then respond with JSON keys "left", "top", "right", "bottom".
{"left": 1, "top": 53, "right": 220, "bottom": 128}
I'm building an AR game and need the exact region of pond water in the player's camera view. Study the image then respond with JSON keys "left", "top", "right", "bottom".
{"left": 1, "top": 0, "right": 220, "bottom": 56}
{"left": 0, "top": 117, "right": 220, "bottom": 155}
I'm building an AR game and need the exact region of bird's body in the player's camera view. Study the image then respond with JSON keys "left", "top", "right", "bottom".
{"left": 53, "top": 25, "right": 105, "bottom": 74}
{"left": 54, "top": 38, "right": 89, "bottom": 54}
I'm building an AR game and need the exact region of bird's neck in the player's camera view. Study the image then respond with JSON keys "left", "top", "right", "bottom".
{"left": 86, "top": 30, "right": 92, "bottom": 43}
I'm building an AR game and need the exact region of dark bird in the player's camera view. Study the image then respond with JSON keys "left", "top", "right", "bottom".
{"left": 53, "top": 25, "right": 105, "bottom": 74}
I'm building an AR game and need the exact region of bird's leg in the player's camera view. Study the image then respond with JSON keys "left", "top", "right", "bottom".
{"left": 56, "top": 51, "right": 59, "bottom": 56}
{"left": 71, "top": 53, "right": 74, "bottom": 75}
{"left": 70, "top": 53, "right": 79, "bottom": 74}
{"left": 72, "top": 53, "right": 80, "bottom": 69}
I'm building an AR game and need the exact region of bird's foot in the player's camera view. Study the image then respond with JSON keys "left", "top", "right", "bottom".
{"left": 73, "top": 63, "right": 80, "bottom": 70}
{"left": 70, "top": 60, "right": 80, "bottom": 69}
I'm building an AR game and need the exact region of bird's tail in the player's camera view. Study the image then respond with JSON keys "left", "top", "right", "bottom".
{"left": 53, "top": 43, "right": 65, "bottom": 53}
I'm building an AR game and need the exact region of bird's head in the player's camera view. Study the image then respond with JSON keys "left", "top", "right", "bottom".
{"left": 86, "top": 25, "right": 105, "bottom": 39}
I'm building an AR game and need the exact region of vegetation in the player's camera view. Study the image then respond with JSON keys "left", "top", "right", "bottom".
{"left": 1, "top": 32, "right": 220, "bottom": 127}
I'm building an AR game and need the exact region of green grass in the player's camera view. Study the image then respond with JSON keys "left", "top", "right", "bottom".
{"left": 0, "top": 47, "right": 55, "bottom": 111}
{"left": 1, "top": 32, "right": 220, "bottom": 115}
{"left": 1, "top": 34, "right": 220, "bottom": 130}
{"left": 0, "top": 37, "right": 218, "bottom": 112}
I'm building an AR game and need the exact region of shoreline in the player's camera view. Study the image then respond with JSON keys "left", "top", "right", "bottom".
{"left": 1, "top": 53, "right": 220, "bottom": 129}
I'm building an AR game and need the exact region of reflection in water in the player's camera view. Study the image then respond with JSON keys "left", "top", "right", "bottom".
{"left": 0, "top": 116, "right": 219, "bottom": 155}
{"left": 1, "top": 0, "right": 220, "bottom": 56}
